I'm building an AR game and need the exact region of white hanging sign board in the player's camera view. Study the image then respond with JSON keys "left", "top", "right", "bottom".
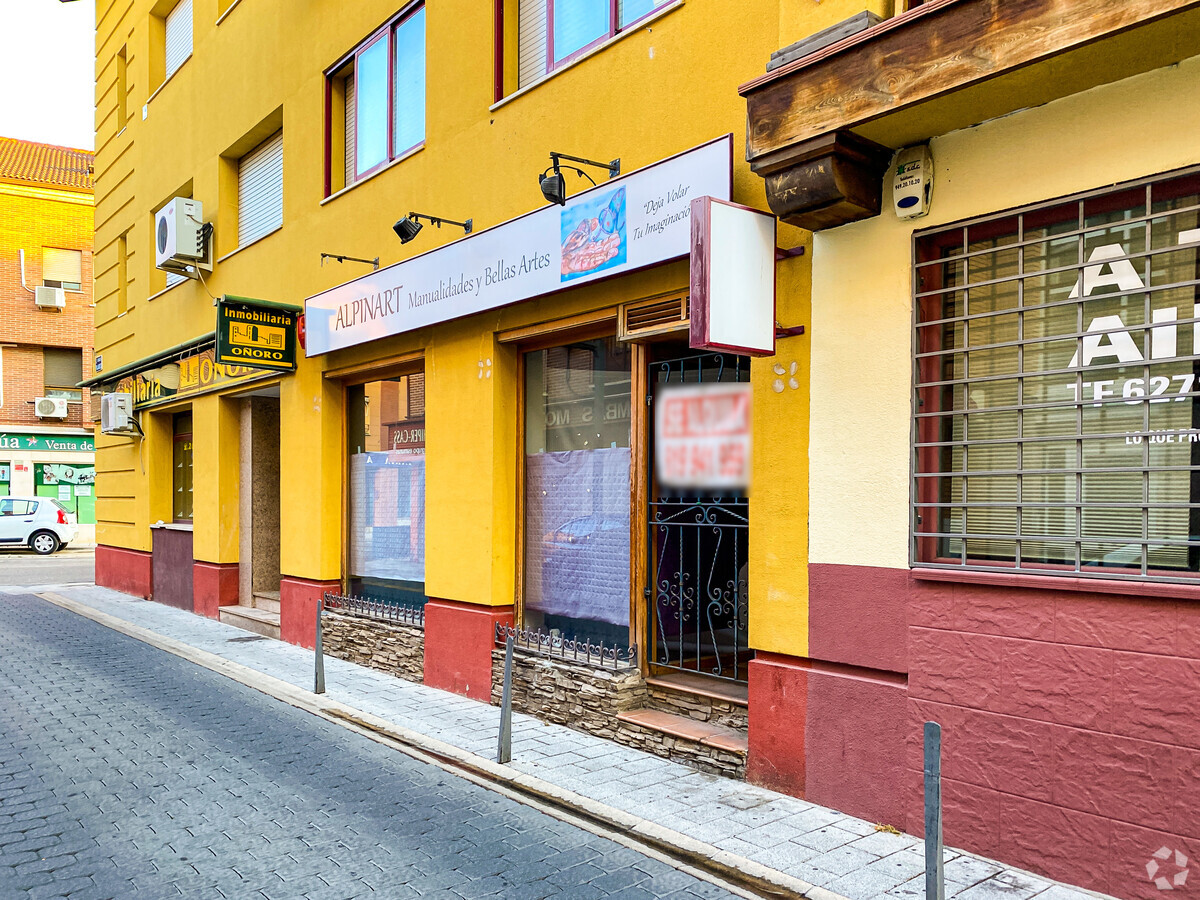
{"left": 304, "top": 135, "right": 734, "bottom": 355}
{"left": 689, "top": 196, "right": 777, "bottom": 357}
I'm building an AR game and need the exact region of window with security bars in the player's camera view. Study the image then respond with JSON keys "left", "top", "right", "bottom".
{"left": 517, "top": 0, "right": 671, "bottom": 88}
{"left": 913, "top": 167, "right": 1200, "bottom": 581}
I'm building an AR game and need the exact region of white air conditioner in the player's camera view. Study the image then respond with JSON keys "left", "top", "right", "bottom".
{"left": 155, "top": 197, "right": 208, "bottom": 273}
{"left": 34, "top": 286, "right": 65, "bottom": 309}
{"left": 35, "top": 397, "right": 69, "bottom": 419}
{"left": 100, "top": 392, "right": 137, "bottom": 434}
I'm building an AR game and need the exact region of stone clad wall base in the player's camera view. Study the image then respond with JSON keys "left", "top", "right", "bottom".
{"left": 647, "top": 684, "right": 747, "bottom": 731}
{"left": 489, "top": 651, "right": 746, "bottom": 778}
{"left": 490, "top": 650, "right": 647, "bottom": 737}
{"left": 279, "top": 577, "right": 340, "bottom": 648}
{"left": 322, "top": 612, "right": 424, "bottom": 683}
{"left": 424, "top": 599, "right": 512, "bottom": 701}
{"left": 193, "top": 562, "right": 239, "bottom": 619}
{"left": 614, "top": 721, "right": 746, "bottom": 779}
{"left": 96, "top": 545, "right": 152, "bottom": 599}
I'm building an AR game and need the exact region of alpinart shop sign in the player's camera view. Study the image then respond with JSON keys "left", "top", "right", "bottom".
{"left": 304, "top": 136, "right": 734, "bottom": 355}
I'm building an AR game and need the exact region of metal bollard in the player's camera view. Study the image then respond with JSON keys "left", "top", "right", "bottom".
{"left": 314, "top": 598, "right": 326, "bottom": 695}
{"left": 497, "top": 631, "right": 514, "bottom": 763}
{"left": 924, "top": 721, "right": 945, "bottom": 900}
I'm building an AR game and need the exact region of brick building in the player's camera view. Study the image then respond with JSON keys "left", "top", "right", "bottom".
{"left": 0, "top": 137, "right": 97, "bottom": 542}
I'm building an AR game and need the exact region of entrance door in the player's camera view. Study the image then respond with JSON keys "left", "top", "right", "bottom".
{"left": 239, "top": 393, "right": 281, "bottom": 604}
{"left": 647, "top": 348, "right": 750, "bottom": 683}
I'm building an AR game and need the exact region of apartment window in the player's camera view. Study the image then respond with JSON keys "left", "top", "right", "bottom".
{"left": 42, "top": 248, "right": 82, "bottom": 292}
{"left": 327, "top": 3, "right": 425, "bottom": 191}
{"left": 173, "top": 412, "right": 193, "bottom": 522}
{"left": 237, "top": 130, "right": 283, "bottom": 247}
{"left": 517, "top": 0, "right": 668, "bottom": 87}
{"left": 44, "top": 348, "right": 83, "bottom": 403}
{"left": 913, "top": 167, "right": 1200, "bottom": 583}
{"left": 164, "top": 0, "right": 193, "bottom": 80}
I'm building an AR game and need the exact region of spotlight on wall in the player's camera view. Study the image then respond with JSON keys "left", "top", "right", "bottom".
{"left": 539, "top": 152, "right": 621, "bottom": 206}
{"left": 392, "top": 212, "right": 473, "bottom": 244}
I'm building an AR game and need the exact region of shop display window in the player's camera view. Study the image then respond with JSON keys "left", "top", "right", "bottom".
{"left": 348, "top": 373, "right": 426, "bottom": 606}
{"left": 913, "top": 168, "right": 1200, "bottom": 581}
{"left": 523, "top": 336, "right": 632, "bottom": 644}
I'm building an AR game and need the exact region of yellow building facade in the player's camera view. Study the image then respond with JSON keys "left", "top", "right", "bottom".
{"left": 92, "top": 0, "right": 904, "bottom": 796}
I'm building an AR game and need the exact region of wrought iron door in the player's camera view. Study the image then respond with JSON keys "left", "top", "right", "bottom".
{"left": 648, "top": 351, "right": 750, "bottom": 682}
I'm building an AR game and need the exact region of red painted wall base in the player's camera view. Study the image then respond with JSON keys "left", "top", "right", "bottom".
{"left": 193, "top": 562, "right": 240, "bottom": 619}
{"left": 423, "top": 599, "right": 513, "bottom": 701}
{"left": 279, "top": 576, "right": 340, "bottom": 648}
{"left": 747, "top": 653, "right": 808, "bottom": 795}
{"left": 95, "top": 545, "right": 152, "bottom": 599}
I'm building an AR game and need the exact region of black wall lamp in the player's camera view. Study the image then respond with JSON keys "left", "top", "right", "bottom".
{"left": 539, "top": 152, "right": 621, "bottom": 206}
{"left": 393, "top": 212, "right": 473, "bottom": 244}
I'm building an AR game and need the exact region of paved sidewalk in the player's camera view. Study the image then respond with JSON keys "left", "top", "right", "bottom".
{"left": 25, "top": 584, "right": 1107, "bottom": 900}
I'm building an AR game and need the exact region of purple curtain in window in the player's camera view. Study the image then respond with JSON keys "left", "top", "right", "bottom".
{"left": 524, "top": 447, "right": 630, "bottom": 625}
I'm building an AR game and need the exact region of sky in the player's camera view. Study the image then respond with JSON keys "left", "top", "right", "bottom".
{"left": 0, "top": 0, "right": 96, "bottom": 150}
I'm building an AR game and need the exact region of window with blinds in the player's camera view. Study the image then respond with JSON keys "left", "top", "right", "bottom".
{"left": 42, "top": 248, "right": 82, "bottom": 291}
{"left": 517, "top": 0, "right": 670, "bottom": 89}
{"left": 164, "top": 0, "right": 192, "bottom": 80}
{"left": 237, "top": 130, "right": 283, "bottom": 247}
{"left": 913, "top": 167, "right": 1200, "bottom": 582}
{"left": 44, "top": 348, "right": 83, "bottom": 401}
{"left": 328, "top": 3, "right": 425, "bottom": 193}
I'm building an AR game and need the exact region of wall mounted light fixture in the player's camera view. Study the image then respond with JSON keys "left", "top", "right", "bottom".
{"left": 393, "top": 212, "right": 473, "bottom": 244}
{"left": 539, "top": 152, "right": 621, "bottom": 206}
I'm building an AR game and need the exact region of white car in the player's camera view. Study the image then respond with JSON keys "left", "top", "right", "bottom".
{"left": 0, "top": 497, "right": 78, "bottom": 554}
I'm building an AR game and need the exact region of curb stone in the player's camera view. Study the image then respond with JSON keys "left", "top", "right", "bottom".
{"left": 36, "top": 590, "right": 845, "bottom": 900}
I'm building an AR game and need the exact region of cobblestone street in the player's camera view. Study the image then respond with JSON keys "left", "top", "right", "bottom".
{"left": 0, "top": 591, "right": 742, "bottom": 900}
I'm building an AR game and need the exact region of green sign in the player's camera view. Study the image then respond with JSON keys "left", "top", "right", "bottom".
{"left": 0, "top": 433, "right": 94, "bottom": 452}
{"left": 216, "top": 296, "right": 298, "bottom": 373}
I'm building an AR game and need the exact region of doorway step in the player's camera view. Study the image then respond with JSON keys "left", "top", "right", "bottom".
{"left": 615, "top": 672, "right": 748, "bottom": 778}
{"left": 218, "top": 591, "right": 281, "bottom": 640}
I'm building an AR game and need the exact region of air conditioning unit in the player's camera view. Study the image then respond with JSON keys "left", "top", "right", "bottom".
{"left": 35, "top": 397, "right": 69, "bottom": 419}
{"left": 100, "top": 392, "right": 137, "bottom": 434}
{"left": 35, "top": 286, "right": 65, "bottom": 310}
{"left": 155, "top": 197, "right": 208, "bottom": 273}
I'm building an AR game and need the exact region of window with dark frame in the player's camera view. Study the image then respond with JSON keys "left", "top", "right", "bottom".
{"left": 326, "top": 3, "right": 425, "bottom": 194}
{"left": 515, "top": 0, "right": 670, "bottom": 90}
{"left": 913, "top": 167, "right": 1200, "bottom": 583}
{"left": 173, "top": 412, "right": 193, "bottom": 522}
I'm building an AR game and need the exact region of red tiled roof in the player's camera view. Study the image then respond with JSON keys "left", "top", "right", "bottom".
{"left": 0, "top": 137, "right": 94, "bottom": 191}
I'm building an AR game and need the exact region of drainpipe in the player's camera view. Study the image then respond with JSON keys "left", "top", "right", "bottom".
{"left": 18, "top": 250, "right": 35, "bottom": 293}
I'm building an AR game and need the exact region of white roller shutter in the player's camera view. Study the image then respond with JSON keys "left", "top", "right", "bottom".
{"left": 344, "top": 74, "right": 356, "bottom": 185}
{"left": 517, "top": 0, "right": 548, "bottom": 89}
{"left": 238, "top": 130, "right": 283, "bottom": 247}
{"left": 164, "top": 0, "right": 193, "bottom": 79}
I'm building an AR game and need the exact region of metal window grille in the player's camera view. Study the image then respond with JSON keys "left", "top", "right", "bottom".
{"left": 323, "top": 591, "right": 425, "bottom": 628}
{"left": 237, "top": 130, "right": 283, "bottom": 247}
{"left": 496, "top": 622, "right": 637, "bottom": 670}
{"left": 164, "top": 0, "right": 193, "bottom": 79}
{"left": 912, "top": 166, "right": 1200, "bottom": 583}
